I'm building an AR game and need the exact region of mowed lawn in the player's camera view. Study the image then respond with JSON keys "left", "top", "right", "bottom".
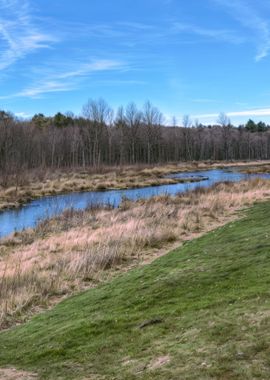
{"left": 1, "top": 202, "right": 270, "bottom": 379}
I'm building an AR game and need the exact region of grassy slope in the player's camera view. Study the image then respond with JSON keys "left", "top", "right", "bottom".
{"left": 1, "top": 202, "right": 270, "bottom": 379}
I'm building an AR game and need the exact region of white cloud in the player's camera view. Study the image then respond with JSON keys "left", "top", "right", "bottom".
{"left": 0, "top": 3, "right": 130, "bottom": 99}
{"left": 57, "top": 59, "right": 126, "bottom": 80}
{"left": 0, "top": 0, "right": 57, "bottom": 70}
{"left": 213, "top": 0, "right": 270, "bottom": 61}
{"left": 15, "top": 111, "right": 32, "bottom": 119}
{"left": 172, "top": 22, "right": 244, "bottom": 44}
{"left": 16, "top": 81, "right": 75, "bottom": 98}
{"left": 0, "top": 59, "right": 127, "bottom": 98}
{"left": 192, "top": 107, "right": 270, "bottom": 122}
{"left": 191, "top": 98, "right": 220, "bottom": 104}
{"left": 228, "top": 108, "right": 270, "bottom": 117}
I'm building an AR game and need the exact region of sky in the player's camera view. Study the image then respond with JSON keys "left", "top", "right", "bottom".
{"left": 1, "top": 0, "right": 270, "bottom": 125}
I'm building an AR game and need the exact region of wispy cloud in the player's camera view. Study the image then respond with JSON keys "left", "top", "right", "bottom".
{"left": 0, "top": 3, "right": 135, "bottom": 100}
{"left": 57, "top": 60, "right": 126, "bottom": 80}
{"left": 52, "top": 18, "right": 243, "bottom": 51}
{"left": 16, "top": 81, "right": 75, "bottom": 98}
{"left": 192, "top": 107, "right": 270, "bottom": 121}
{"left": 0, "top": 59, "right": 127, "bottom": 98}
{"left": 172, "top": 22, "right": 244, "bottom": 44}
{"left": 191, "top": 98, "right": 221, "bottom": 104}
{"left": 213, "top": 0, "right": 270, "bottom": 61}
{"left": 0, "top": 0, "right": 57, "bottom": 70}
{"left": 14, "top": 111, "right": 32, "bottom": 119}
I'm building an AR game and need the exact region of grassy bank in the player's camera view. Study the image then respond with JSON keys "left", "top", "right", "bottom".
{"left": 1, "top": 160, "right": 269, "bottom": 210}
{"left": 1, "top": 178, "right": 270, "bottom": 330}
{"left": 1, "top": 201, "right": 270, "bottom": 379}
{"left": 240, "top": 164, "right": 270, "bottom": 174}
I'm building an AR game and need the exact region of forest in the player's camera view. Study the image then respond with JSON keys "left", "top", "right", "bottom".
{"left": 1, "top": 99, "right": 270, "bottom": 176}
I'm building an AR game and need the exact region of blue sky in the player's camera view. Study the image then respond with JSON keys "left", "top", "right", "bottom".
{"left": 1, "top": 0, "right": 270, "bottom": 124}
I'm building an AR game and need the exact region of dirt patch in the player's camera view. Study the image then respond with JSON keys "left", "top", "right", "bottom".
{"left": 0, "top": 368, "right": 37, "bottom": 380}
{"left": 148, "top": 355, "right": 171, "bottom": 370}
{"left": 247, "top": 309, "right": 270, "bottom": 326}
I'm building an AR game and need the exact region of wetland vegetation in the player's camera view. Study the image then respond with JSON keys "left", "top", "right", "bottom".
{"left": 1, "top": 103, "right": 270, "bottom": 379}
{"left": 1, "top": 199, "right": 270, "bottom": 379}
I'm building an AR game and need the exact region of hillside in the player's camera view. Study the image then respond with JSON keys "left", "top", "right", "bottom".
{"left": 0, "top": 202, "right": 270, "bottom": 379}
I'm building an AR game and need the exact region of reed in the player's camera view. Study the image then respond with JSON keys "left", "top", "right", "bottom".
{"left": 1, "top": 177, "right": 270, "bottom": 329}
{"left": 1, "top": 160, "right": 269, "bottom": 210}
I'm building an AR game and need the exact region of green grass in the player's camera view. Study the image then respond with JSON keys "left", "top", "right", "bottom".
{"left": 1, "top": 202, "right": 270, "bottom": 379}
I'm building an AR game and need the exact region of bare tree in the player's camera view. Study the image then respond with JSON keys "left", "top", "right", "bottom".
{"left": 142, "top": 101, "right": 163, "bottom": 164}
{"left": 82, "top": 98, "right": 112, "bottom": 166}
{"left": 217, "top": 112, "right": 232, "bottom": 160}
{"left": 124, "top": 103, "right": 142, "bottom": 164}
{"left": 182, "top": 114, "right": 192, "bottom": 160}
{"left": 1, "top": 102, "right": 270, "bottom": 178}
{"left": 115, "top": 106, "right": 128, "bottom": 165}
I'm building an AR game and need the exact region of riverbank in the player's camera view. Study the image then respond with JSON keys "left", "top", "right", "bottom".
{"left": 1, "top": 200, "right": 270, "bottom": 379}
{"left": 1, "top": 160, "right": 270, "bottom": 211}
{"left": 1, "top": 177, "right": 270, "bottom": 330}
{"left": 240, "top": 163, "right": 270, "bottom": 174}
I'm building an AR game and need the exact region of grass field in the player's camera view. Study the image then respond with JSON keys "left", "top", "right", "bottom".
{"left": 1, "top": 178, "right": 270, "bottom": 330}
{"left": 1, "top": 201, "right": 270, "bottom": 379}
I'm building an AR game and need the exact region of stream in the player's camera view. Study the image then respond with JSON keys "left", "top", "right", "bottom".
{"left": 1, "top": 168, "right": 270, "bottom": 239}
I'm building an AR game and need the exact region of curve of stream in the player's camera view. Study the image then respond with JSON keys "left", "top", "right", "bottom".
{"left": 1, "top": 168, "right": 270, "bottom": 239}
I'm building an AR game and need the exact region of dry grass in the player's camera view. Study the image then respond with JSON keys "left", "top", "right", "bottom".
{"left": 1, "top": 160, "right": 270, "bottom": 210}
{"left": 0, "top": 163, "right": 200, "bottom": 210}
{"left": 1, "top": 177, "right": 270, "bottom": 329}
{"left": 240, "top": 164, "right": 270, "bottom": 174}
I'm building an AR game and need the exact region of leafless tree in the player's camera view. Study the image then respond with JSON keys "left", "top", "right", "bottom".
{"left": 183, "top": 114, "right": 192, "bottom": 160}
{"left": 82, "top": 98, "right": 112, "bottom": 167}
{"left": 124, "top": 102, "right": 142, "bottom": 164}
{"left": 217, "top": 112, "right": 232, "bottom": 160}
{"left": 142, "top": 101, "right": 163, "bottom": 164}
{"left": 1, "top": 103, "right": 270, "bottom": 181}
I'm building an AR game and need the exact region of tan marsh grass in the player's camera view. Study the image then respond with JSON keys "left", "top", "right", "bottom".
{"left": 0, "top": 178, "right": 270, "bottom": 328}
{"left": 1, "top": 160, "right": 270, "bottom": 210}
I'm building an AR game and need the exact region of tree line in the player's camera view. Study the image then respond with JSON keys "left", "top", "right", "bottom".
{"left": 1, "top": 99, "right": 270, "bottom": 176}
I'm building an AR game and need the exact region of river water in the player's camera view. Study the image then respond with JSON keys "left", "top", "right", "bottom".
{"left": 0, "top": 168, "right": 269, "bottom": 239}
